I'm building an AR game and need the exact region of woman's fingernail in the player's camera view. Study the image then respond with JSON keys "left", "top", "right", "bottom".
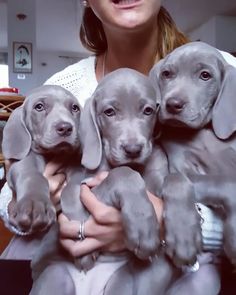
{"left": 81, "top": 177, "right": 93, "bottom": 185}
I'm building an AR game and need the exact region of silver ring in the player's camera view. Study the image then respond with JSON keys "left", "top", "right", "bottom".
{"left": 161, "top": 239, "right": 166, "bottom": 247}
{"left": 78, "top": 220, "right": 86, "bottom": 241}
{"left": 182, "top": 259, "right": 200, "bottom": 273}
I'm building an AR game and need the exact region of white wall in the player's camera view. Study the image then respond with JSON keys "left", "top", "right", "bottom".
{"left": 5, "top": 0, "right": 88, "bottom": 95}
{"left": 36, "top": 0, "right": 82, "bottom": 53}
{"left": 0, "top": 3, "right": 7, "bottom": 51}
{"left": 189, "top": 16, "right": 236, "bottom": 53}
{"left": 7, "top": 0, "right": 38, "bottom": 94}
{"left": 215, "top": 16, "right": 236, "bottom": 52}
{"left": 189, "top": 18, "right": 217, "bottom": 45}
{"left": 36, "top": 51, "right": 81, "bottom": 86}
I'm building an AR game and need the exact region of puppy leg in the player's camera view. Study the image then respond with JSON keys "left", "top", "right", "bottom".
{"left": 104, "top": 255, "right": 177, "bottom": 295}
{"left": 30, "top": 262, "right": 76, "bottom": 295}
{"left": 162, "top": 173, "right": 202, "bottom": 266}
{"left": 60, "top": 170, "right": 94, "bottom": 272}
{"left": 8, "top": 154, "right": 55, "bottom": 233}
{"left": 190, "top": 174, "right": 236, "bottom": 264}
{"left": 92, "top": 166, "right": 160, "bottom": 260}
{"left": 166, "top": 254, "right": 221, "bottom": 295}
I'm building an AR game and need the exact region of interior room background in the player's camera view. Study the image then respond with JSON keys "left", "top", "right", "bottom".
{"left": 0, "top": 0, "right": 236, "bottom": 95}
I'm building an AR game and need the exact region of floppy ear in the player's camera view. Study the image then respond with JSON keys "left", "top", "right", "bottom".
{"left": 149, "top": 59, "right": 164, "bottom": 82}
{"left": 152, "top": 103, "right": 162, "bottom": 140}
{"left": 2, "top": 106, "right": 32, "bottom": 160}
{"left": 212, "top": 65, "right": 236, "bottom": 140}
{"left": 149, "top": 61, "right": 164, "bottom": 140}
{"left": 80, "top": 96, "right": 102, "bottom": 170}
{"left": 149, "top": 59, "right": 164, "bottom": 106}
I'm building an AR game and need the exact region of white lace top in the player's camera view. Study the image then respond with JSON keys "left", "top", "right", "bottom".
{"left": 1, "top": 50, "right": 236, "bottom": 244}
{"left": 46, "top": 55, "right": 98, "bottom": 107}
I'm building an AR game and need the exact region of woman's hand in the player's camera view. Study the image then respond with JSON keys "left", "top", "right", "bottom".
{"left": 58, "top": 171, "right": 164, "bottom": 258}
{"left": 58, "top": 172, "right": 126, "bottom": 257}
{"left": 43, "top": 160, "right": 66, "bottom": 206}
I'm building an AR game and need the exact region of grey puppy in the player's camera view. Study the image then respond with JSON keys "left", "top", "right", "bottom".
{"left": 80, "top": 68, "right": 176, "bottom": 293}
{"left": 2, "top": 85, "right": 82, "bottom": 254}
{"left": 150, "top": 41, "right": 236, "bottom": 294}
{"left": 30, "top": 69, "right": 178, "bottom": 295}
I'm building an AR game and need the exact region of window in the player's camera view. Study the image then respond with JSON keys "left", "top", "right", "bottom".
{"left": 0, "top": 64, "right": 9, "bottom": 87}
{"left": 0, "top": 53, "right": 8, "bottom": 88}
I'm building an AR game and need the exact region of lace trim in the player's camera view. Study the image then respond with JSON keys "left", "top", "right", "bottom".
{"left": 195, "top": 203, "right": 223, "bottom": 251}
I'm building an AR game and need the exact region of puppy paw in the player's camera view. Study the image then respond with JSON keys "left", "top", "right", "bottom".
{"left": 8, "top": 197, "right": 56, "bottom": 233}
{"left": 123, "top": 201, "right": 160, "bottom": 260}
{"left": 164, "top": 206, "right": 202, "bottom": 266}
{"left": 162, "top": 174, "right": 202, "bottom": 266}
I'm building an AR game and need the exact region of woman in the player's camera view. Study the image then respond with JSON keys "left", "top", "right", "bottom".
{"left": 46, "top": 0, "right": 232, "bottom": 261}
{"left": 1, "top": 0, "right": 236, "bottom": 293}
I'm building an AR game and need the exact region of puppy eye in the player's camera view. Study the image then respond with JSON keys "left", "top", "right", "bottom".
{"left": 34, "top": 102, "right": 45, "bottom": 112}
{"left": 200, "top": 71, "right": 212, "bottom": 81}
{"left": 104, "top": 108, "right": 116, "bottom": 117}
{"left": 143, "top": 106, "right": 154, "bottom": 116}
{"left": 71, "top": 104, "right": 80, "bottom": 113}
{"left": 161, "top": 70, "right": 172, "bottom": 79}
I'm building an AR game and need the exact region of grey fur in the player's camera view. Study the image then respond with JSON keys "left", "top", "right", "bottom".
{"left": 150, "top": 41, "right": 236, "bottom": 295}
{"left": 2, "top": 84, "right": 82, "bottom": 234}
{"left": 30, "top": 69, "right": 177, "bottom": 295}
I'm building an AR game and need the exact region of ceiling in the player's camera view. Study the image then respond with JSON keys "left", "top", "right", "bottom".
{"left": 1, "top": 0, "right": 236, "bottom": 54}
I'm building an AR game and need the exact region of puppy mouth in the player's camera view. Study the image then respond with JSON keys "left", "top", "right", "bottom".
{"left": 54, "top": 142, "right": 76, "bottom": 149}
{"left": 161, "top": 115, "right": 201, "bottom": 127}
{"left": 162, "top": 118, "right": 189, "bottom": 128}
{"left": 38, "top": 137, "right": 80, "bottom": 153}
{"left": 109, "top": 149, "right": 151, "bottom": 167}
{"left": 109, "top": 158, "right": 145, "bottom": 168}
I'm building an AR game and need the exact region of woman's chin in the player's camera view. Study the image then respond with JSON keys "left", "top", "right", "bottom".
{"left": 111, "top": 17, "right": 152, "bottom": 33}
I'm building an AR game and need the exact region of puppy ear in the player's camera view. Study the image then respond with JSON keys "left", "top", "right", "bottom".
{"left": 2, "top": 106, "right": 32, "bottom": 160}
{"left": 149, "top": 59, "right": 164, "bottom": 105}
{"left": 80, "top": 96, "right": 102, "bottom": 170}
{"left": 212, "top": 65, "right": 236, "bottom": 139}
{"left": 153, "top": 103, "right": 162, "bottom": 140}
{"left": 149, "top": 59, "right": 163, "bottom": 82}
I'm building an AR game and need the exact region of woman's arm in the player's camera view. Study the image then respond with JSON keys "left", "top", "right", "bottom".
{"left": 59, "top": 172, "right": 125, "bottom": 256}
{"left": 2, "top": 164, "right": 223, "bottom": 255}
{"left": 59, "top": 184, "right": 125, "bottom": 256}
{"left": 58, "top": 173, "right": 224, "bottom": 258}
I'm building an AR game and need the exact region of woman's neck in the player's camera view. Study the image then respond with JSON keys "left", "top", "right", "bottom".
{"left": 96, "top": 22, "right": 159, "bottom": 81}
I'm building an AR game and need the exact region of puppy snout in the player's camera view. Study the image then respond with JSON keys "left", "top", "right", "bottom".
{"left": 166, "top": 97, "right": 186, "bottom": 114}
{"left": 56, "top": 122, "right": 73, "bottom": 137}
{"left": 122, "top": 143, "right": 143, "bottom": 158}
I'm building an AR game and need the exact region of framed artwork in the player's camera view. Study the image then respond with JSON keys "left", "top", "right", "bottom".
{"left": 13, "top": 42, "right": 32, "bottom": 73}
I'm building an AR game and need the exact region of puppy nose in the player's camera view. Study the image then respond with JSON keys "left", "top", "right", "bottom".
{"left": 123, "top": 143, "right": 143, "bottom": 158}
{"left": 166, "top": 97, "right": 185, "bottom": 114}
{"left": 56, "top": 122, "right": 73, "bottom": 136}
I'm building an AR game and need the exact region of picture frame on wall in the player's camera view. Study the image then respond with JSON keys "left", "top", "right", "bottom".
{"left": 13, "top": 42, "right": 32, "bottom": 73}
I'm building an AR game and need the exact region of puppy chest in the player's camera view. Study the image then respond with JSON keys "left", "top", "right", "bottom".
{"left": 162, "top": 129, "right": 235, "bottom": 175}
